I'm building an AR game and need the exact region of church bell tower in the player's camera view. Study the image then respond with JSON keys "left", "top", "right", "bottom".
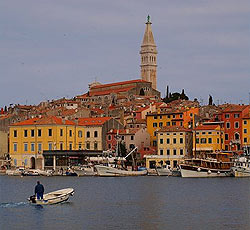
{"left": 140, "top": 15, "right": 158, "bottom": 90}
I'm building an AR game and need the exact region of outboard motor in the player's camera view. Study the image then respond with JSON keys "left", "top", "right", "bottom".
{"left": 30, "top": 195, "right": 36, "bottom": 203}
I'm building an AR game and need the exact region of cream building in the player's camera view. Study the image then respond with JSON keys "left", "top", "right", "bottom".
{"left": 145, "top": 127, "right": 192, "bottom": 168}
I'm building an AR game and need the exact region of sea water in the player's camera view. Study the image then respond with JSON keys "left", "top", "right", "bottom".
{"left": 0, "top": 176, "right": 249, "bottom": 230}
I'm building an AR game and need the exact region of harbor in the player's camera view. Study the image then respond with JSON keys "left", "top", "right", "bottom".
{"left": 0, "top": 175, "right": 249, "bottom": 230}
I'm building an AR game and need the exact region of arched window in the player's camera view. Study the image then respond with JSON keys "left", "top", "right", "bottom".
{"left": 94, "top": 131, "right": 98, "bottom": 138}
{"left": 86, "top": 131, "right": 90, "bottom": 138}
{"left": 139, "top": 88, "right": 145, "bottom": 96}
{"left": 235, "top": 133, "right": 240, "bottom": 140}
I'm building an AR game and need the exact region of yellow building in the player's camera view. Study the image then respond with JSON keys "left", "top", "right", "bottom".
{"left": 9, "top": 116, "right": 84, "bottom": 168}
{"left": 194, "top": 124, "right": 225, "bottom": 155}
{"left": 145, "top": 126, "right": 192, "bottom": 168}
{"left": 146, "top": 107, "right": 198, "bottom": 147}
{"left": 242, "top": 113, "right": 250, "bottom": 152}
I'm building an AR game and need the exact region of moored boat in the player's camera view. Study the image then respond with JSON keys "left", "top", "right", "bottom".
{"left": 28, "top": 188, "right": 74, "bottom": 205}
{"left": 231, "top": 156, "right": 250, "bottom": 177}
{"left": 180, "top": 152, "right": 233, "bottom": 178}
{"left": 72, "top": 165, "right": 97, "bottom": 176}
{"left": 95, "top": 165, "right": 147, "bottom": 177}
{"left": 156, "top": 165, "right": 172, "bottom": 176}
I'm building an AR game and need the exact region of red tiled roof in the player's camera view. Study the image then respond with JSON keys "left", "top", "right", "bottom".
{"left": 195, "top": 124, "right": 220, "bottom": 131}
{"left": 89, "top": 86, "right": 135, "bottom": 96}
{"left": 158, "top": 126, "right": 191, "bottom": 132}
{"left": 78, "top": 117, "right": 111, "bottom": 126}
{"left": 90, "top": 79, "right": 148, "bottom": 89}
{"left": 222, "top": 104, "right": 248, "bottom": 112}
{"left": 11, "top": 116, "right": 75, "bottom": 126}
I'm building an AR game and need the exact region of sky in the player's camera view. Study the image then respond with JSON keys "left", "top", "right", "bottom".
{"left": 0, "top": 0, "right": 250, "bottom": 108}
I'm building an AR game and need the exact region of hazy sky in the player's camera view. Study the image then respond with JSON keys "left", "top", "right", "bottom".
{"left": 0, "top": 0, "right": 250, "bottom": 108}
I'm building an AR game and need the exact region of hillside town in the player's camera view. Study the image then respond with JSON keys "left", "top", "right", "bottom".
{"left": 0, "top": 16, "right": 249, "bottom": 177}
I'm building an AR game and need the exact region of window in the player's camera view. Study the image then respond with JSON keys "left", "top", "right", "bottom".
{"left": 225, "top": 134, "right": 229, "bottom": 140}
{"left": 208, "top": 132, "right": 212, "bottom": 134}
{"left": 60, "top": 129, "right": 63, "bottom": 137}
{"left": 180, "top": 138, "right": 183, "bottom": 144}
{"left": 234, "top": 122, "right": 239, "bottom": 129}
{"left": 226, "top": 122, "right": 230, "bottom": 129}
{"left": 196, "top": 138, "right": 199, "bottom": 144}
{"left": 129, "top": 144, "right": 135, "bottom": 149}
{"left": 108, "top": 135, "right": 111, "bottom": 140}
{"left": 38, "top": 143, "right": 42, "bottom": 152}
{"left": 180, "top": 149, "right": 183, "bottom": 155}
{"left": 48, "top": 142, "right": 53, "bottom": 150}
{"left": 180, "top": 114, "right": 183, "bottom": 118}
{"left": 202, "top": 132, "right": 206, "bottom": 135}
{"left": 160, "top": 149, "right": 163, "bottom": 155}
{"left": 121, "top": 136, "right": 124, "bottom": 140}
{"left": 24, "top": 143, "right": 28, "bottom": 151}
{"left": 244, "top": 138, "right": 247, "bottom": 143}
{"left": 234, "top": 114, "right": 240, "bottom": 118}
{"left": 94, "top": 142, "right": 98, "bottom": 150}
{"left": 173, "top": 115, "right": 176, "bottom": 118}
{"left": 180, "top": 133, "right": 183, "bottom": 135}
{"left": 31, "top": 129, "right": 35, "bottom": 137}
{"left": 60, "top": 142, "right": 63, "bottom": 150}
{"left": 244, "top": 129, "right": 247, "bottom": 134}
{"left": 13, "top": 143, "right": 17, "bottom": 152}
{"left": 38, "top": 129, "right": 42, "bottom": 137}
{"left": 130, "top": 135, "right": 134, "bottom": 140}
{"left": 167, "top": 149, "right": 170, "bottom": 155}
{"left": 167, "top": 138, "right": 170, "bottom": 144}
{"left": 225, "top": 114, "right": 230, "bottom": 118}
{"left": 208, "top": 138, "right": 212, "bottom": 144}
{"left": 69, "top": 143, "right": 72, "bottom": 150}
{"left": 180, "top": 121, "right": 183, "bottom": 126}
{"left": 31, "top": 143, "right": 35, "bottom": 151}
{"left": 108, "top": 144, "right": 111, "bottom": 149}
{"left": 201, "top": 138, "right": 207, "bottom": 144}
{"left": 78, "top": 130, "right": 82, "bottom": 138}
{"left": 153, "top": 123, "right": 157, "bottom": 127}
{"left": 154, "top": 131, "right": 157, "bottom": 136}
{"left": 173, "top": 133, "right": 176, "bottom": 136}
{"left": 173, "top": 138, "right": 176, "bottom": 144}
{"left": 225, "top": 145, "right": 228, "bottom": 151}
{"left": 235, "top": 133, "right": 240, "bottom": 140}
{"left": 173, "top": 149, "right": 177, "bottom": 155}
{"left": 24, "top": 130, "right": 28, "bottom": 137}
{"left": 159, "top": 115, "right": 162, "bottom": 119}
{"left": 86, "top": 131, "right": 90, "bottom": 138}
{"left": 167, "top": 115, "right": 171, "bottom": 118}
{"left": 94, "top": 131, "right": 98, "bottom": 138}
{"left": 154, "top": 115, "right": 157, "bottom": 119}
{"left": 153, "top": 141, "right": 157, "bottom": 147}
{"left": 69, "top": 130, "right": 72, "bottom": 137}
{"left": 14, "top": 130, "right": 17, "bottom": 138}
{"left": 166, "top": 122, "right": 170, "bottom": 126}
{"left": 48, "top": 129, "right": 52, "bottom": 137}
{"left": 244, "top": 120, "right": 247, "bottom": 125}
{"left": 86, "top": 142, "right": 90, "bottom": 149}
{"left": 172, "top": 122, "right": 176, "bottom": 126}
{"left": 160, "top": 139, "right": 163, "bottom": 144}
{"left": 159, "top": 122, "right": 163, "bottom": 127}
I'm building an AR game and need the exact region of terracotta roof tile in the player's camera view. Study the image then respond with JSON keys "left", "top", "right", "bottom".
{"left": 78, "top": 117, "right": 111, "bottom": 126}
{"left": 90, "top": 79, "right": 148, "bottom": 89}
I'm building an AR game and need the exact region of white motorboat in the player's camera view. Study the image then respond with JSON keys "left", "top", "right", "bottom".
{"left": 6, "top": 168, "right": 25, "bottom": 176}
{"left": 72, "top": 165, "right": 97, "bottom": 176}
{"left": 28, "top": 188, "right": 74, "bottom": 205}
{"left": 95, "top": 165, "right": 148, "bottom": 177}
{"left": 231, "top": 156, "right": 250, "bottom": 177}
{"left": 156, "top": 165, "right": 172, "bottom": 176}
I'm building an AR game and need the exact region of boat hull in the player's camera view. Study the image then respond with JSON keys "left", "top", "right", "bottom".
{"left": 28, "top": 188, "right": 74, "bottom": 205}
{"left": 180, "top": 165, "right": 230, "bottom": 178}
{"left": 95, "top": 165, "right": 147, "bottom": 177}
{"left": 156, "top": 168, "right": 172, "bottom": 176}
{"left": 231, "top": 167, "right": 250, "bottom": 177}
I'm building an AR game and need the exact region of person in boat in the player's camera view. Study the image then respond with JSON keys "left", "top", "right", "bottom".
{"left": 35, "top": 181, "right": 44, "bottom": 200}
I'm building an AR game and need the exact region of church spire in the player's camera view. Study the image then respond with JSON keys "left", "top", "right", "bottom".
{"left": 140, "top": 15, "right": 158, "bottom": 90}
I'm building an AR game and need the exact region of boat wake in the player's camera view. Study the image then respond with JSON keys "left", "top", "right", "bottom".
{"left": 0, "top": 201, "right": 28, "bottom": 208}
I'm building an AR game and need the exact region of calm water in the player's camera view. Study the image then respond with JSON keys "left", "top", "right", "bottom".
{"left": 0, "top": 176, "right": 249, "bottom": 230}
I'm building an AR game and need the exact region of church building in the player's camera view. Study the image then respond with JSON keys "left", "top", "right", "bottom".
{"left": 77, "top": 16, "right": 160, "bottom": 104}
